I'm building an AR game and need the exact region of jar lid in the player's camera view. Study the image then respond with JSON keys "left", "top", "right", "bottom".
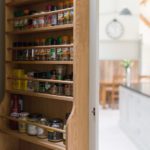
{"left": 28, "top": 113, "right": 42, "bottom": 119}
{"left": 48, "top": 118, "right": 63, "bottom": 124}
{"left": 19, "top": 112, "right": 29, "bottom": 117}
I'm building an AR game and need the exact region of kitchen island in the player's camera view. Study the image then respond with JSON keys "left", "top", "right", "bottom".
{"left": 119, "top": 83, "right": 150, "bottom": 150}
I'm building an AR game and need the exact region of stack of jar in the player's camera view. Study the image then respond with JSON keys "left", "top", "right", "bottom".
{"left": 12, "top": 67, "right": 73, "bottom": 96}
{"left": 12, "top": 69, "right": 28, "bottom": 90}
{"left": 13, "top": 35, "right": 73, "bottom": 61}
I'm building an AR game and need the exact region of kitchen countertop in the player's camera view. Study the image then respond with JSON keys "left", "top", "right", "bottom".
{"left": 121, "top": 83, "right": 150, "bottom": 98}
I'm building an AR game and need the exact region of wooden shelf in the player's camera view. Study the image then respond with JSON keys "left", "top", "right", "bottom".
{"left": 1, "top": 116, "right": 65, "bottom": 133}
{"left": 5, "top": 0, "right": 48, "bottom": 7}
{"left": 6, "top": 61, "right": 73, "bottom": 65}
{"left": 6, "top": 24, "right": 73, "bottom": 34}
{"left": 7, "top": 77, "right": 73, "bottom": 84}
{"left": 8, "top": 44, "right": 74, "bottom": 50}
{"left": 0, "top": 128, "right": 65, "bottom": 150}
{"left": 6, "top": 89, "right": 73, "bottom": 102}
{"left": 8, "top": 8, "right": 74, "bottom": 21}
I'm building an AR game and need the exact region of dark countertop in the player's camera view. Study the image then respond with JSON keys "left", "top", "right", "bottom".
{"left": 121, "top": 83, "right": 150, "bottom": 98}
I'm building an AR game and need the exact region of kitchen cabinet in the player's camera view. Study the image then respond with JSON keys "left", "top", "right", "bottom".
{"left": 120, "top": 85, "right": 150, "bottom": 150}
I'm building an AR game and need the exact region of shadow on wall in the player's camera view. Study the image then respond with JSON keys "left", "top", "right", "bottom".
{"left": 0, "top": 0, "right": 5, "bottom": 101}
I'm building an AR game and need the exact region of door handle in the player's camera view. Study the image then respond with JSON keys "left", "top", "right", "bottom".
{"left": 92, "top": 107, "right": 96, "bottom": 116}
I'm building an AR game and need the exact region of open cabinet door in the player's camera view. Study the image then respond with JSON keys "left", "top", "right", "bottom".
{"left": 89, "top": 0, "right": 99, "bottom": 150}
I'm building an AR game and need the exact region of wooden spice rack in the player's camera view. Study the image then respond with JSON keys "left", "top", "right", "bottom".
{"left": 0, "top": 0, "right": 89, "bottom": 150}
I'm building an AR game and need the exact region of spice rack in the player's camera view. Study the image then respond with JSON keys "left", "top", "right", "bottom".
{"left": 0, "top": 0, "right": 89, "bottom": 150}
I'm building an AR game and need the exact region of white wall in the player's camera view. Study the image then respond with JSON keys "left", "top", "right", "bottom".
{"left": 99, "top": 0, "right": 140, "bottom": 60}
{"left": 140, "top": 2, "right": 150, "bottom": 75}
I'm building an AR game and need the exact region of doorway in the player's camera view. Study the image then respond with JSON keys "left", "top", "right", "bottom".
{"left": 99, "top": 0, "right": 150, "bottom": 150}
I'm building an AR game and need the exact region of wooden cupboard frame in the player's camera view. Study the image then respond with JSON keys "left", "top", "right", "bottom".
{"left": 0, "top": 0, "right": 89, "bottom": 150}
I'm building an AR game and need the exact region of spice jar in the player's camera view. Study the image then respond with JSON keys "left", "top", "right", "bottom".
{"left": 49, "top": 48, "right": 56, "bottom": 60}
{"left": 51, "top": 14, "right": 57, "bottom": 26}
{"left": 27, "top": 114, "right": 42, "bottom": 136}
{"left": 69, "top": 10, "right": 74, "bottom": 24}
{"left": 57, "top": 36, "right": 63, "bottom": 45}
{"left": 50, "top": 84, "right": 58, "bottom": 95}
{"left": 56, "top": 65, "right": 65, "bottom": 80}
{"left": 62, "top": 36, "right": 69, "bottom": 44}
{"left": 37, "top": 118, "right": 48, "bottom": 139}
{"left": 39, "top": 82, "right": 46, "bottom": 93}
{"left": 57, "top": 84, "right": 64, "bottom": 95}
{"left": 45, "top": 15, "right": 51, "bottom": 27}
{"left": 64, "top": 11, "right": 70, "bottom": 24}
{"left": 64, "top": 0, "right": 70, "bottom": 8}
{"left": 62, "top": 48, "right": 70, "bottom": 60}
{"left": 46, "top": 4, "right": 52, "bottom": 11}
{"left": 18, "top": 112, "right": 29, "bottom": 133}
{"left": 58, "top": 2, "right": 64, "bottom": 10}
{"left": 51, "top": 70, "right": 57, "bottom": 80}
{"left": 58, "top": 12, "right": 64, "bottom": 25}
{"left": 48, "top": 119, "right": 63, "bottom": 142}
{"left": 64, "top": 84, "right": 72, "bottom": 96}
{"left": 38, "top": 17, "right": 45, "bottom": 28}
{"left": 69, "top": 47, "right": 73, "bottom": 60}
{"left": 69, "top": 0, "right": 73, "bottom": 7}
{"left": 56, "top": 48, "right": 63, "bottom": 60}
{"left": 33, "top": 18, "right": 38, "bottom": 28}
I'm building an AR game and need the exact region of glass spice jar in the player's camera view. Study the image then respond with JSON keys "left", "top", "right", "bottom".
{"left": 62, "top": 36, "right": 69, "bottom": 44}
{"left": 49, "top": 48, "right": 56, "bottom": 61}
{"left": 46, "top": 4, "right": 52, "bottom": 11}
{"left": 57, "top": 36, "right": 63, "bottom": 45}
{"left": 58, "top": 2, "right": 64, "bottom": 10}
{"left": 58, "top": 12, "right": 64, "bottom": 25}
{"left": 69, "top": 10, "right": 74, "bottom": 24}
{"left": 27, "top": 114, "right": 42, "bottom": 136}
{"left": 56, "top": 65, "right": 65, "bottom": 80}
{"left": 44, "top": 15, "right": 51, "bottom": 27}
{"left": 45, "top": 82, "right": 51, "bottom": 93}
{"left": 37, "top": 118, "right": 48, "bottom": 139}
{"left": 38, "top": 16, "right": 45, "bottom": 28}
{"left": 69, "top": 47, "right": 73, "bottom": 60}
{"left": 64, "top": 84, "right": 72, "bottom": 96}
{"left": 51, "top": 70, "right": 57, "bottom": 80}
{"left": 64, "top": 11, "right": 70, "bottom": 24}
{"left": 50, "top": 84, "right": 58, "bottom": 95}
{"left": 18, "top": 112, "right": 29, "bottom": 133}
{"left": 48, "top": 119, "right": 63, "bottom": 142}
{"left": 39, "top": 82, "right": 46, "bottom": 93}
{"left": 33, "top": 18, "right": 38, "bottom": 28}
{"left": 62, "top": 48, "right": 70, "bottom": 60}
{"left": 51, "top": 14, "right": 57, "bottom": 26}
{"left": 69, "top": 0, "right": 73, "bottom": 7}
{"left": 64, "top": 0, "right": 70, "bottom": 8}
{"left": 57, "top": 84, "right": 64, "bottom": 95}
{"left": 56, "top": 48, "right": 63, "bottom": 60}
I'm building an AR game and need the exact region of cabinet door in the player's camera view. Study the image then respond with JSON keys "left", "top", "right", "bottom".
{"left": 139, "top": 97, "right": 150, "bottom": 149}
